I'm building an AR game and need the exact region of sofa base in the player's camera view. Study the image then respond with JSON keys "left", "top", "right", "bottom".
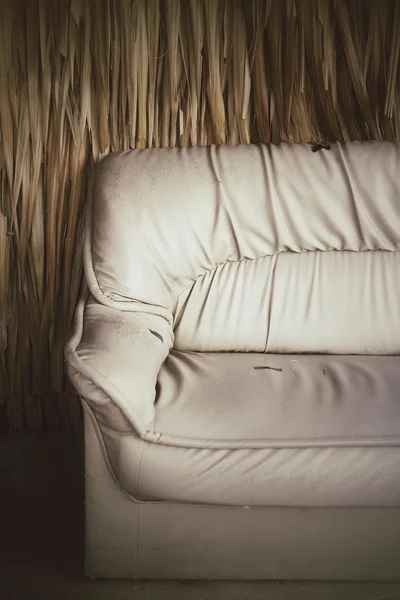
{"left": 84, "top": 402, "right": 400, "bottom": 580}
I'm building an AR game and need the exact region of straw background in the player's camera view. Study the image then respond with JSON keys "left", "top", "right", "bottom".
{"left": 0, "top": 0, "right": 399, "bottom": 431}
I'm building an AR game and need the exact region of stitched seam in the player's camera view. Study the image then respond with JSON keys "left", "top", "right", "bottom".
{"left": 136, "top": 495, "right": 140, "bottom": 576}
{"left": 135, "top": 440, "right": 145, "bottom": 575}
{"left": 265, "top": 254, "right": 279, "bottom": 352}
{"left": 142, "top": 431, "right": 400, "bottom": 451}
{"left": 134, "top": 439, "right": 146, "bottom": 498}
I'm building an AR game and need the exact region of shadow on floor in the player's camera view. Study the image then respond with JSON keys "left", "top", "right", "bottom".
{"left": 1, "top": 433, "right": 400, "bottom": 600}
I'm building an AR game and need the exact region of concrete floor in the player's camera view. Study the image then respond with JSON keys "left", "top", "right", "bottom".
{"left": 1, "top": 432, "right": 400, "bottom": 600}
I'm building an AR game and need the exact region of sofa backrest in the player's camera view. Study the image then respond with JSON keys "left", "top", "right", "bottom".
{"left": 86, "top": 142, "right": 400, "bottom": 354}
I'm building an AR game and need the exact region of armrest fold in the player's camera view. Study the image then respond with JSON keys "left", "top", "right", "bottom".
{"left": 65, "top": 293, "right": 173, "bottom": 436}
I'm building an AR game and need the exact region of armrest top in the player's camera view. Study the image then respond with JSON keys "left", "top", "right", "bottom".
{"left": 65, "top": 293, "right": 173, "bottom": 435}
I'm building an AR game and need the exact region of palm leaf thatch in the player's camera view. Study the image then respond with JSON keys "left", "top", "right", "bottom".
{"left": 0, "top": 0, "right": 399, "bottom": 431}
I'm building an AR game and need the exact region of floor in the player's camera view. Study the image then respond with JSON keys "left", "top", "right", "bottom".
{"left": 1, "top": 433, "right": 400, "bottom": 600}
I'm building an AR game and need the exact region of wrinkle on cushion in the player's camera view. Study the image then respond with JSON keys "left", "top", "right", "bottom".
{"left": 86, "top": 142, "right": 400, "bottom": 313}
{"left": 153, "top": 351, "right": 400, "bottom": 445}
{"left": 65, "top": 295, "right": 173, "bottom": 435}
{"left": 174, "top": 250, "right": 400, "bottom": 354}
{"left": 268, "top": 249, "right": 400, "bottom": 354}
{"left": 173, "top": 255, "right": 277, "bottom": 352}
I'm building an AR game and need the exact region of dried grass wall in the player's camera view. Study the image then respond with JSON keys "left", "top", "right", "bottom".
{"left": 0, "top": 0, "right": 399, "bottom": 431}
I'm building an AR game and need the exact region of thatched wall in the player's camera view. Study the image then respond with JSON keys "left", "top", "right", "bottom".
{"left": 0, "top": 0, "right": 399, "bottom": 431}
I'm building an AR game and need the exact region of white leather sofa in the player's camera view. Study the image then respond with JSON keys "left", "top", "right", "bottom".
{"left": 65, "top": 142, "right": 400, "bottom": 580}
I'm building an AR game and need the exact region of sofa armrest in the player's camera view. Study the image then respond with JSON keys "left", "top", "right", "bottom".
{"left": 65, "top": 293, "right": 173, "bottom": 436}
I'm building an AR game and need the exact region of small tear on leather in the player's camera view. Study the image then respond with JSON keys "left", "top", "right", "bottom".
{"left": 311, "top": 142, "right": 331, "bottom": 153}
{"left": 149, "top": 329, "right": 164, "bottom": 343}
{"left": 254, "top": 366, "right": 283, "bottom": 372}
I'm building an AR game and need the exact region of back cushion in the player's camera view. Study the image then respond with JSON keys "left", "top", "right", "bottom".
{"left": 173, "top": 250, "right": 400, "bottom": 354}
{"left": 88, "top": 142, "right": 400, "bottom": 354}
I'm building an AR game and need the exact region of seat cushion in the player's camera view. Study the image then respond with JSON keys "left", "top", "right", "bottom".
{"left": 99, "top": 351, "right": 400, "bottom": 507}
{"left": 154, "top": 351, "right": 400, "bottom": 444}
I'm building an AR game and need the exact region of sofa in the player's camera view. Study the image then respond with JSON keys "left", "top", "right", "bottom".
{"left": 65, "top": 141, "right": 400, "bottom": 580}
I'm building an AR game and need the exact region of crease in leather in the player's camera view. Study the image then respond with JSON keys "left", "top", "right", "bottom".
{"left": 261, "top": 144, "right": 294, "bottom": 247}
{"left": 209, "top": 144, "right": 245, "bottom": 259}
{"left": 174, "top": 250, "right": 280, "bottom": 319}
{"left": 86, "top": 143, "right": 400, "bottom": 330}
{"left": 67, "top": 350, "right": 149, "bottom": 437}
{"left": 83, "top": 401, "right": 141, "bottom": 504}
{"left": 65, "top": 294, "right": 164, "bottom": 437}
{"left": 337, "top": 143, "right": 382, "bottom": 245}
{"left": 83, "top": 169, "right": 173, "bottom": 325}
